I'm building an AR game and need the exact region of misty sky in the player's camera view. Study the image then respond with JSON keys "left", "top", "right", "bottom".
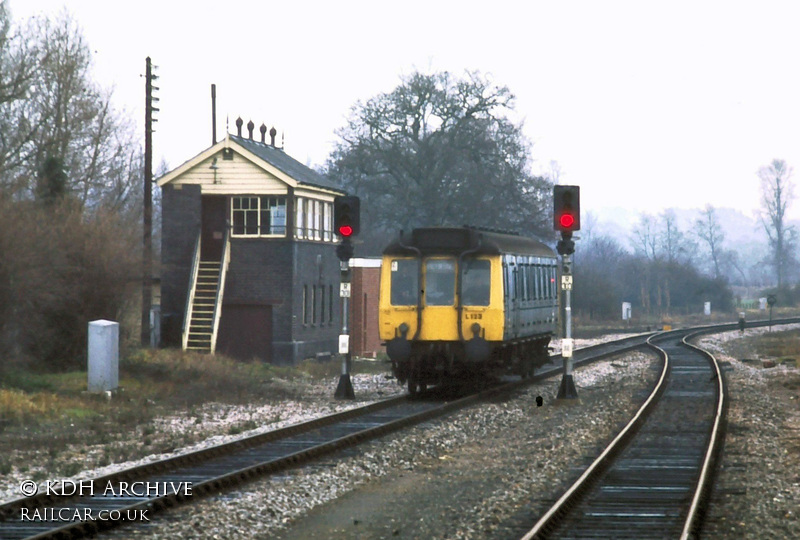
{"left": 9, "top": 0, "right": 800, "bottom": 222}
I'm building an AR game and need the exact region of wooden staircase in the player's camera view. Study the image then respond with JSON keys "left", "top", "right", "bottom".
{"left": 185, "top": 261, "right": 221, "bottom": 352}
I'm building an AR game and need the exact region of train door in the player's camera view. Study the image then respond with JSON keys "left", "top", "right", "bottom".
{"left": 504, "top": 255, "right": 519, "bottom": 338}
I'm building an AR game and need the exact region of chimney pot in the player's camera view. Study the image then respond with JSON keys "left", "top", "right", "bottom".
{"left": 269, "top": 126, "right": 277, "bottom": 147}
{"left": 260, "top": 123, "right": 267, "bottom": 143}
{"left": 235, "top": 117, "right": 243, "bottom": 137}
{"left": 247, "top": 120, "right": 255, "bottom": 139}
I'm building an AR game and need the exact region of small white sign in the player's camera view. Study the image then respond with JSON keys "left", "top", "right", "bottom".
{"left": 561, "top": 275, "right": 573, "bottom": 290}
{"left": 340, "top": 283, "right": 351, "bottom": 298}
{"left": 562, "top": 338, "right": 574, "bottom": 358}
{"left": 338, "top": 334, "right": 350, "bottom": 354}
{"left": 622, "top": 302, "right": 632, "bottom": 320}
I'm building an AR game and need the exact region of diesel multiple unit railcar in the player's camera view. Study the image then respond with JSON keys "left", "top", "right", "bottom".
{"left": 379, "top": 227, "right": 558, "bottom": 394}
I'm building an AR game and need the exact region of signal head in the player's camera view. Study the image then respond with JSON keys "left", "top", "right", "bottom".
{"left": 553, "top": 185, "right": 580, "bottom": 232}
{"left": 334, "top": 195, "right": 360, "bottom": 238}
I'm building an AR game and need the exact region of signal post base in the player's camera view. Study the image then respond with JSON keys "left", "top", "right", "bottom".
{"left": 334, "top": 374, "right": 355, "bottom": 400}
{"left": 556, "top": 374, "right": 580, "bottom": 401}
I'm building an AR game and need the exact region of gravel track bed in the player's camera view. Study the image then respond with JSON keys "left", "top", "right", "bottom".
{"left": 97, "top": 350, "right": 659, "bottom": 539}
{"left": 696, "top": 325, "right": 800, "bottom": 539}
{"left": 7, "top": 327, "right": 796, "bottom": 539}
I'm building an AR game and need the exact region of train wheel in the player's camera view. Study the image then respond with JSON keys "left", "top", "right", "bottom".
{"left": 408, "top": 378, "right": 418, "bottom": 396}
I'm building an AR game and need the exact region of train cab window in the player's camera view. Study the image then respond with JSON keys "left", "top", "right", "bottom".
{"left": 461, "top": 259, "right": 490, "bottom": 306}
{"left": 425, "top": 259, "right": 456, "bottom": 306}
{"left": 390, "top": 259, "right": 420, "bottom": 306}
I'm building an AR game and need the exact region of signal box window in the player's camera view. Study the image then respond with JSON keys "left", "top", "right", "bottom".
{"left": 232, "top": 196, "right": 286, "bottom": 236}
{"left": 461, "top": 259, "right": 490, "bottom": 306}
{"left": 390, "top": 259, "right": 419, "bottom": 306}
{"left": 294, "top": 197, "right": 333, "bottom": 241}
{"left": 425, "top": 259, "right": 456, "bottom": 306}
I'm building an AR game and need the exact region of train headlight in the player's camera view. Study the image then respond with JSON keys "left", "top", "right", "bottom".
{"left": 399, "top": 322, "right": 410, "bottom": 337}
{"left": 470, "top": 323, "right": 481, "bottom": 337}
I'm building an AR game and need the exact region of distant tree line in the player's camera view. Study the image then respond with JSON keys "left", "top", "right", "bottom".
{"left": 0, "top": 2, "right": 143, "bottom": 370}
{"left": 326, "top": 69, "right": 800, "bottom": 322}
{"left": 571, "top": 158, "right": 799, "bottom": 321}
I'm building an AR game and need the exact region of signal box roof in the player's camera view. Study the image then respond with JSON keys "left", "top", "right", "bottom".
{"left": 383, "top": 227, "right": 555, "bottom": 258}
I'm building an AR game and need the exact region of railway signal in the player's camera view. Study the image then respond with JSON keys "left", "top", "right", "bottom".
{"left": 553, "top": 185, "right": 580, "bottom": 233}
{"left": 334, "top": 195, "right": 360, "bottom": 238}
{"left": 554, "top": 185, "right": 580, "bottom": 401}
{"left": 333, "top": 195, "right": 359, "bottom": 400}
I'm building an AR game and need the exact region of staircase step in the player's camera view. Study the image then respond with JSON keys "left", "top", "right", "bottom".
{"left": 184, "top": 259, "right": 225, "bottom": 353}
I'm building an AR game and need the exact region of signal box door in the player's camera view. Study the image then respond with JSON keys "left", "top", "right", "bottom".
{"left": 201, "top": 196, "right": 227, "bottom": 261}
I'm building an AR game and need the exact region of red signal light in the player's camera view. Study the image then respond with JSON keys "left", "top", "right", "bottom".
{"left": 559, "top": 213, "right": 575, "bottom": 229}
{"left": 338, "top": 225, "right": 353, "bottom": 237}
{"left": 553, "top": 185, "right": 580, "bottom": 232}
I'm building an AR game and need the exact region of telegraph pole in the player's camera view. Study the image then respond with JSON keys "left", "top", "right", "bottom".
{"left": 141, "top": 57, "right": 159, "bottom": 347}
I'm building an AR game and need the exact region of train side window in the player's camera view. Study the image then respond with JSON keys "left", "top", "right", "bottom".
{"left": 505, "top": 257, "right": 516, "bottom": 301}
{"left": 390, "top": 259, "right": 420, "bottom": 306}
{"left": 526, "top": 264, "right": 533, "bottom": 301}
{"left": 503, "top": 261, "right": 509, "bottom": 300}
{"left": 425, "top": 259, "right": 456, "bottom": 306}
{"left": 461, "top": 259, "right": 490, "bottom": 306}
{"left": 542, "top": 266, "right": 547, "bottom": 299}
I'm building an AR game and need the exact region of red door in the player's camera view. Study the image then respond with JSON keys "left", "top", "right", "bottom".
{"left": 217, "top": 304, "right": 272, "bottom": 362}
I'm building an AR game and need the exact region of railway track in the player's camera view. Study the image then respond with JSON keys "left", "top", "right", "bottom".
{"left": 520, "top": 323, "right": 768, "bottom": 540}
{"left": 0, "top": 330, "right": 658, "bottom": 540}
{"left": 1, "top": 318, "right": 795, "bottom": 539}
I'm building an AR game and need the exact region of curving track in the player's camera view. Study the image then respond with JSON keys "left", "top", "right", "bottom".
{"left": 520, "top": 325, "right": 746, "bottom": 539}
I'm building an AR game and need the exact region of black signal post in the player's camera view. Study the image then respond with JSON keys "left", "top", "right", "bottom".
{"left": 334, "top": 195, "right": 360, "bottom": 400}
{"left": 554, "top": 185, "right": 580, "bottom": 401}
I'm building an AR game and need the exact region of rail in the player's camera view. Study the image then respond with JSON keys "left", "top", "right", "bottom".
{"left": 679, "top": 329, "right": 728, "bottom": 539}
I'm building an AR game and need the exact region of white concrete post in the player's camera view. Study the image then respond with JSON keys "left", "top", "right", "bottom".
{"left": 88, "top": 320, "right": 119, "bottom": 393}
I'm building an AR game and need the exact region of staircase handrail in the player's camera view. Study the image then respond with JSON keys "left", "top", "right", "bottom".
{"left": 210, "top": 226, "right": 231, "bottom": 353}
{"left": 182, "top": 232, "right": 202, "bottom": 351}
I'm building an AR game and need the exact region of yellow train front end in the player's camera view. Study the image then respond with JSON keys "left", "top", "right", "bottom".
{"left": 378, "top": 227, "right": 556, "bottom": 394}
{"left": 379, "top": 256, "right": 505, "bottom": 336}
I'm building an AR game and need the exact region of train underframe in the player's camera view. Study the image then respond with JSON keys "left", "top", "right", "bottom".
{"left": 390, "top": 335, "right": 552, "bottom": 395}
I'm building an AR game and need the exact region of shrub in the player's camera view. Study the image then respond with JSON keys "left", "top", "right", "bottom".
{"left": 0, "top": 197, "right": 139, "bottom": 370}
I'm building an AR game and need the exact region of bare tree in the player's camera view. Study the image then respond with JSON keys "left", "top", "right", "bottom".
{"left": 694, "top": 204, "right": 725, "bottom": 279}
{"left": 659, "top": 210, "right": 690, "bottom": 264}
{"left": 632, "top": 213, "right": 659, "bottom": 261}
{"left": 0, "top": 0, "right": 43, "bottom": 189}
{"left": 758, "top": 158, "right": 797, "bottom": 288}
{"left": 0, "top": 7, "right": 142, "bottom": 210}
